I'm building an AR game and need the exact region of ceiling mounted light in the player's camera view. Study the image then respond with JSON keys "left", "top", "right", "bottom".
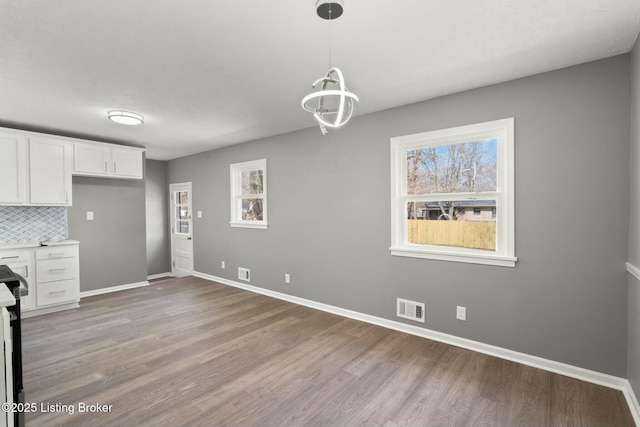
{"left": 302, "top": 0, "right": 358, "bottom": 135}
{"left": 107, "top": 110, "right": 144, "bottom": 126}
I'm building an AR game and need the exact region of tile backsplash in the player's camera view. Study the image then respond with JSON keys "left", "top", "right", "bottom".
{"left": 0, "top": 206, "right": 68, "bottom": 243}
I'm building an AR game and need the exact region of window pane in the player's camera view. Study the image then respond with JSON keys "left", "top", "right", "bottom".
{"left": 176, "top": 206, "right": 189, "bottom": 220}
{"left": 241, "top": 170, "right": 264, "bottom": 195}
{"left": 241, "top": 198, "right": 263, "bottom": 221}
{"left": 177, "top": 220, "right": 190, "bottom": 234}
{"left": 175, "top": 191, "right": 189, "bottom": 204}
{"left": 407, "top": 200, "right": 496, "bottom": 250}
{"left": 406, "top": 139, "right": 497, "bottom": 195}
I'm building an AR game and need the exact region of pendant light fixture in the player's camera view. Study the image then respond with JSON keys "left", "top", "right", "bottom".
{"left": 302, "top": 0, "right": 358, "bottom": 135}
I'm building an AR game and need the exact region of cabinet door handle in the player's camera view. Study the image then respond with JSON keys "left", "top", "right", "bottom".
{"left": 1, "top": 256, "right": 19, "bottom": 260}
{"left": 50, "top": 290, "right": 66, "bottom": 297}
{"left": 114, "top": 162, "right": 117, "bottom": 173}
{"left": 105, "top": 161, "right": 108, "bottom": 172}
{"left": 48, "top": 253, "right": 65, "bottom": 259}
{"left": 49, "top": 268, "right": 66, "bottom": 273}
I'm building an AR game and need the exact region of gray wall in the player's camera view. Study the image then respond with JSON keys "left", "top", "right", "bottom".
{"left": 628, "top": 39, "right": 640, "bottom": 396}
{"left": 68, "top": 176, "right": 147, "bottom": 292}
{"left": 145, "top": 159, "right": 170, "bottom": 276}
{"left": 168, "top": 55, "right": 630, "bottom": 376}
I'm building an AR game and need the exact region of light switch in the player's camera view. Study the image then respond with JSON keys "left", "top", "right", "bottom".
{"left": 197, "top": 211, "right": 202, "bottom": 218}
{"left": 87, "top": 211, "right": 94, "bottom": 221}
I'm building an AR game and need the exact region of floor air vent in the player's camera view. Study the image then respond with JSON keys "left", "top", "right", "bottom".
{"left": 238, "top": 267, "right": 250, "bottom": 282}
{"left": 397, "top": 298, "right": 425, "bottom": 323}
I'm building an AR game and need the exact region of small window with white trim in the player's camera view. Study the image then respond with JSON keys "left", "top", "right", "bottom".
{"left": 230, "top": 159, "right": 267, "bottom": 229}
{"left": 390, "top": 118, "right": 516, "bottom": 267}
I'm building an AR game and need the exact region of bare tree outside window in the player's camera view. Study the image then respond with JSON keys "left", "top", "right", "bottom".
{"left": 241, "top": 170, "right": 264, "bottom": 194}
{"left": 391, "top": 118, "right": 515, "bottom": 266}
{"left": 241, "top": 170, "right": 264, "bottom": 221}
{"left": 407, "top": 139, "right": 497, "bottom": 221}
{"left": 230, "top": 158, "right": 268, "bottom": 229}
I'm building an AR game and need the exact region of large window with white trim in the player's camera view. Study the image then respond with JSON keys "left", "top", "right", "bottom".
{"left": 390, "top": 118, "right": 516, "bottom": 267}
{"left": 230, "top": 159, "right": 267, "bottom": 229}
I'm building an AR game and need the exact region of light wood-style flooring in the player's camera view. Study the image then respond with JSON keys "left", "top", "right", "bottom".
{"left": 22, "top": 276, "right": 635, "bottom": 426}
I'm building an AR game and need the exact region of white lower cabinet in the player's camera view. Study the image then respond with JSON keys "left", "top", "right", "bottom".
{"left": 36, "top": 279, "right": 78, "bottom": 307}
{"left": 36, "top": 246, "right": 79, "bottom": 307}
{"left": 0, "top": 243, "right": 80, "bottom": 316}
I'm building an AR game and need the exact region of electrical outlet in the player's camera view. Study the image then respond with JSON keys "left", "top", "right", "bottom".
{"left": 285, "top": 273, "right": 291, "bottom": 284}
{"left": 86, "top": 211, "right": 94, "bottom": 221}
{"left": 456, "top": 306, "right": 467, "bottom": 321}
{"left": 197, "top": 211, "right": 203, "bottom": 218}
{"left": 221, "top": 261, "right": 225, "bottom": 269}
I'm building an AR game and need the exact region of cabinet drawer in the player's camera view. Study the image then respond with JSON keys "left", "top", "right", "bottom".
{"left": 36, "top": 245, "right": 78, "bottom": 261}
{"left": 0, "top": 250, "right": 31, "bottom": 263}
{"left": 37, "top": 257, "right": 78, "bottom": 283}
{"left": 36, "top": 279, "right": 79, "bottom": 306}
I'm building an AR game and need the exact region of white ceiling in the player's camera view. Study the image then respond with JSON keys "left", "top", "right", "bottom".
{"left": 1, "top": 1, "right": 639, "bottom": 160}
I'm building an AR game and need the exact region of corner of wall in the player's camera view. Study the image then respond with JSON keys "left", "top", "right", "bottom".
{"left": 627, "top": 268, "right": 640, "bottom": 425}
{"left": 628, "top": 33, "right": 640, "bottom": 419}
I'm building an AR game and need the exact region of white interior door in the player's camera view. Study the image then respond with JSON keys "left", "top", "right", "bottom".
{"left": 170, "top": 182, "right": 193, "bottom": 277}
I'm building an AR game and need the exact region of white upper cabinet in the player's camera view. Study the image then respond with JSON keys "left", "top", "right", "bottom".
{"left": 0, "top": 126, "right": 145, "bottom": 206}
{"left": 74, "top": 142, "right": 143, "bottom": 179}
{"left": 73, "top": 143, "right": 110, "bottom": 176}
{"left": 0, "top": 131, "right": 72, "bottom": 206}
{"left": 111, "top": 147, "right": 143, "bottom": 178}
{"left": 29, "top": 137, "right": 72, "bottom": 206}
{"left": 0, "top": 133, "right": 28, "bottom": 205}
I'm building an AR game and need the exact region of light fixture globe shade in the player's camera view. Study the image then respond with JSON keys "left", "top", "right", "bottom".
{"left": 107, "top": 110, "right": 144, "bottom": 125}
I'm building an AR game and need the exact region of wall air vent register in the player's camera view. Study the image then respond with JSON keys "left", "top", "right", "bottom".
{"left": 396, "top": 298, "right": 425, "bottom": 323}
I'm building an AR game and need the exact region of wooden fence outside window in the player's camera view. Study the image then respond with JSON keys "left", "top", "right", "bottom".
{"left": 407, "top": 219, "right": 496, "bottom": 251}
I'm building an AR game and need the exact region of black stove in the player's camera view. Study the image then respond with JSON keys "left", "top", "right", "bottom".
{"left": 0, "top": 265, "right": 25, "bottom": 427}
{"left": 0, "top": 265, "right": 19, "bottom": 290}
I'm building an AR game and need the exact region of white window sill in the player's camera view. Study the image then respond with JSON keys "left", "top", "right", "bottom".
{"left": 390, "top": 247, "right": 517, "bottom": 267}
{"left": 230, "top": 221, "right": 268, "bottom": 230}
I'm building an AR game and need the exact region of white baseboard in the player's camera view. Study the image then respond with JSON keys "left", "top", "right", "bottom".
{"left": 147, "top": 272, "right": 172, "bottom": 281}
{"left": 193, "top": 270, "right": 640, "bottom": 425}
{"left": 627, "top": 264, "right": 640, "bottom": 424}
{"left": 80, "top": 281, "right": 150, "bottom": 298}
{"left": 626, "top": 387, "right": 640, "bottom": 426}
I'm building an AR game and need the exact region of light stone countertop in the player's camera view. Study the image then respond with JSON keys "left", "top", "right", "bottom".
{"left": 0, "top": 242, "right": 40, "bottom": 250}
{"left": 0, "top": 239, "right": 79, "bottom": 251}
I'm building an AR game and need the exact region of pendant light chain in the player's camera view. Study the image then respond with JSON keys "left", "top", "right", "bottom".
{"left": 329, "top": 4, "right": 333, "bottom": 68}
